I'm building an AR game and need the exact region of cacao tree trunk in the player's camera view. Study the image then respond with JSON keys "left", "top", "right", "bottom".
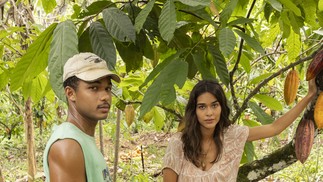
{"left": 237, "top": 70, "right": 322, "bottom": 181}
{"left": 25, "top": 97, "right": 36, "bottom": 181}
{"left": 99, "top": 120, "right": 104, "bottom": 155}
{"left": 0, "top": 165, "right": 4, "bottom": 182}
{"left": 113, "top": 109, "right": 121, "bottom": 182}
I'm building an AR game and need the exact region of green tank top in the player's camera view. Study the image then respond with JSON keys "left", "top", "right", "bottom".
{"left": 43, "top": 122, "right": 112, "bottom": 182}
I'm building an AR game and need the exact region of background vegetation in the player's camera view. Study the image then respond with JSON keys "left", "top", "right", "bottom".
{"left": 0, "top": 0, "right": 323, "bottom": 181}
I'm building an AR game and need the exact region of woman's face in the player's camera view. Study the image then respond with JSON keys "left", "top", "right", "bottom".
{"left": 196, "top": 92, "right": 222, "bottom": 132}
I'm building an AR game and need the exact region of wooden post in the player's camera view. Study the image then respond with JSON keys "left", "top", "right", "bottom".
{"left": 113, "top": 109, "right": 121, "bottom": 182}
{"left": 25, "top": 97, "right": 36, "bottom": 181}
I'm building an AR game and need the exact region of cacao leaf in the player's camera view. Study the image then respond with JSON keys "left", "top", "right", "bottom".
{"left": 218, "top": 28, "right": 236, "bottom": 57}
{"left": 89, "top": 21, "right": 116, "bottom": 70}
{"left": 159, "top": 0, "right": 176, "bottom": 43}
{"left": 135, "top": 0, "right": 155, "bottom": 33}
{"left": 103, "top": 7, "right": 136, "bottom": 42}
{"left": 48, "top": 20, "right": 79, "bottom": 102}
{"left": 11, "top": 23, "right": 57, "bottom": 92}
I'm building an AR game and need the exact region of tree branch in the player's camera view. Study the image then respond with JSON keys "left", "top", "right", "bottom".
{"left": 229, "top": 0, "right": 257, "bottom": 112}
{"left": 237, "top": 72, "right": 321, "bottom": 181}
{"left": 232, "top": 45, "right": 323, "bottom": 122}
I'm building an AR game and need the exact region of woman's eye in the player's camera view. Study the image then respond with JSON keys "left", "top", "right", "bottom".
{"left": 212, "top": 104, "right": 218, "bottom": 108}
{"left": 106, "top": 87, "right": 112, "bottom": 91}
{"left": 198, "top": 105, "right": 205, "bottom": 109}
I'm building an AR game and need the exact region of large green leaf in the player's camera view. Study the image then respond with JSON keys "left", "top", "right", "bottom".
{"left": 41, "top": 0, "right": 57, "bottom": 14}
{"left": 208, "top": 41, "right": 230, "bottom": 86}
{"left": 152, "top": 107, "right": 166, "bottom": 131}
{"left": 241, "top": 142, "right": 256, "bottom": 163}
{"left": 254, "top": 94, "right": 283, "bottom": 111}
{"left": 135, "top": 0, "right": 155, "bottom": 33}
{"left": 115, "top": 41, "right": 143, "bottom": 73}
{"left": 267, "top": 0, "right": 282, "bottom": 12}
{"left": 218, "top": 28, "right": 236, "bottom": 57}
{"left": 158, "top": 0, "right": 176, "bottom": 43}
{"left": 22, "top": 71, "right": 50, "bottom": 103}
{"left": 89, "top": 21, "right": 116, "bottom": 70}
{"left": 286, "top": 29, "right": 301, "bottom": 63}
{"left": 185, "top": 54, "right": 198, "bottom": 79}
{"left": 249, "top": 101, "right": 275, "bottom": 125}
{"left": 220, "top": 0, "right": 239, "bottom": 26}
{"left": 176, "top": 0, "right": 210, "bottom": 6}
{"left": 240, "top": 52, "right": 251, "bottom": 74}
{"left": 139, "top": 60, "right": 188, "bottom": 118}
{"left": 78, "top": 1, "right": 115, "bottom": 19}
{"left": 302, "top": 0, "right": 318, "bottom": 28}
{"left": 288, "top": 11, "right": 303, "bottom": 34}
{"left": 277, "top": 0, "right": 301, "bottom": 16}
{"left": 140, "top": 50, "right": 185, "bottom": 88}
{"left": 234, "top": 29, "right": 265, "bottom": 54}
{"left": 249, "top": 73, "right": 272, "bottom": 85}
{"left": 192, "top": 48, "right": 215, "bottom": 80}
{"left": 0, "top": 68, "right": 9, "bottom": 90}
{"left": 10, "top": 23, "right": 57, "bottom": 92}
{"left": 78, "top": 28, "right": 93, "bottom": 52}
{"left": 227, "top": 17, "right": 254, "bottom": 26}
{"left": 103, "top": 7, "right": 136, "bottom": 42}
{"left": 48, "top": 20, "right": 79, "bottom": 102}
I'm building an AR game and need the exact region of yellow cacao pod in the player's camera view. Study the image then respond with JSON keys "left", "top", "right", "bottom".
{"left": 284, "top": 69, "right": 299, "bottom": 105}
{"left": 125, "top": 104, "right": 135, "bottom": 126}
{"left": 143, "top": 110, "right": 153, "bottom": 124}
{"left": 314, "top": 92, "right": 323, "bottom": 129}
{"left": 295, "top": 118, "right": 315, "bottom": 163}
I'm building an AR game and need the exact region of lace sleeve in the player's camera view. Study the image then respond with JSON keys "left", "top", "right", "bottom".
{"left": 162, "top": 133, "right": 184, "bottom": 174}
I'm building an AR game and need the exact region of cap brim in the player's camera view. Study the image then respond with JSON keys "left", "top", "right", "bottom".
{"left": 76, "top": 69, "right": 121, "bottom": 83}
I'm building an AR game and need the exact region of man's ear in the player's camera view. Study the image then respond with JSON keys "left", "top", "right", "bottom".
{"left": 65, "top": 86, "right": 76, "bottom": 102}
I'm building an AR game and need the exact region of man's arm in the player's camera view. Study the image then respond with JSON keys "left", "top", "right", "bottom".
{"left": 48, "top": 139, "right": 86, "bottom": 182}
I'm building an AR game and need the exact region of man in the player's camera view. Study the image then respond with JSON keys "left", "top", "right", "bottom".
{"left": 43, "top": 52, "right": 120, "bottom": 181}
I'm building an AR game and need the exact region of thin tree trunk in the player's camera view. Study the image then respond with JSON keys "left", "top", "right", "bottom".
{"left": 113, "top": 109, "right": 121, "bottom": 182}
{"left": 99, "top": 120, "right": 104, "bottom": 155}
{"left": 25, "top": 97, "right": 36, "bottom": 181}
{"left": 0, "top": 165, "right": 4, "bottom": 182}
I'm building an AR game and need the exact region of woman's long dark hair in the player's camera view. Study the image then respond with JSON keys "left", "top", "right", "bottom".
{"left": 181, "top": 80, "right": 233, "bottom": 167}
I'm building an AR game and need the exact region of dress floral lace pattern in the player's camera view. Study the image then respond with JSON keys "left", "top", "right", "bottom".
{"left": 162, "top": 125, "right": 249, "bottom": 182}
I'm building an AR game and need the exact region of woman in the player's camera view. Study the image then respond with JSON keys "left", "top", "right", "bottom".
{"left": 162, "top": 79, "right": 316, "bottom": 181}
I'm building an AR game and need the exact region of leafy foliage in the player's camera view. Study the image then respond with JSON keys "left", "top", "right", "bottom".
{"left": 1, "top": 0, "right": 323, "bottom": 180}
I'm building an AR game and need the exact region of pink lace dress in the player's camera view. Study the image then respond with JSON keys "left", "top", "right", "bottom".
{"left": 163, "top": 125, "right": 249, "bottom": 182}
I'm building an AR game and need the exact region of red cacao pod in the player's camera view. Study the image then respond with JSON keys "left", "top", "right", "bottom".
{"left": 295, "top": 118, "right": 315, "bottom": 164}
{"left": 306, "top": 49, "right": 323, "bottom": 81}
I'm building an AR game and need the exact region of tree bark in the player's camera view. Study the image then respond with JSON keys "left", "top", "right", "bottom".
{"left": 25, "top": 97, "right": 36, "bottom": 181}
{"left": 99, "top": 120, "right": 104, "bottom": 155}
{"left": 0, "top": 165, "right": 4, "bottom": 182}
{"left": 113, "top": 109, "right": 121, "bottom": 182}
{"left": 238, "top": 68, "right": 323, "bottom": 181}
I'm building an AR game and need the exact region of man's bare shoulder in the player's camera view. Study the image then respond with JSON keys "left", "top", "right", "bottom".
{"left": 48, "top": 139, "right": 86, "bottom": 181}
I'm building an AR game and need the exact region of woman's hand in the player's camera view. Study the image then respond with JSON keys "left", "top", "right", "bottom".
{"left": 307, "top": 78, "right": 317, "bottom": 99}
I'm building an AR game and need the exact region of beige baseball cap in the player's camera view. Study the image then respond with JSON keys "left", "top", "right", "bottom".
{"left": 63, "top": 52, "right": 120, "bottom": 83}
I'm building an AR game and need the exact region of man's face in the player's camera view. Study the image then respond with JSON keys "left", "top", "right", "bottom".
{"left": 72, "top": 77, "right": 112, "bottom": 122}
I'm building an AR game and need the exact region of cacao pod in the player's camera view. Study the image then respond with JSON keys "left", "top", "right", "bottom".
{"left": 143, "top": 110, "right": 153, "bottom": 124}
{"left": 125, "top": 104, "right": 135, "bottom": 126}
{"left": 295, "top": 118, "right": 315, "bottom": 164}
{"left": 284, "top": 69, "right": 299, "bottom": 105}
{"left": 306, "top": 49, "right": 323, "bottom": 81}
{"left": 314, "top": 92, "right": 323, "bottom": 129}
